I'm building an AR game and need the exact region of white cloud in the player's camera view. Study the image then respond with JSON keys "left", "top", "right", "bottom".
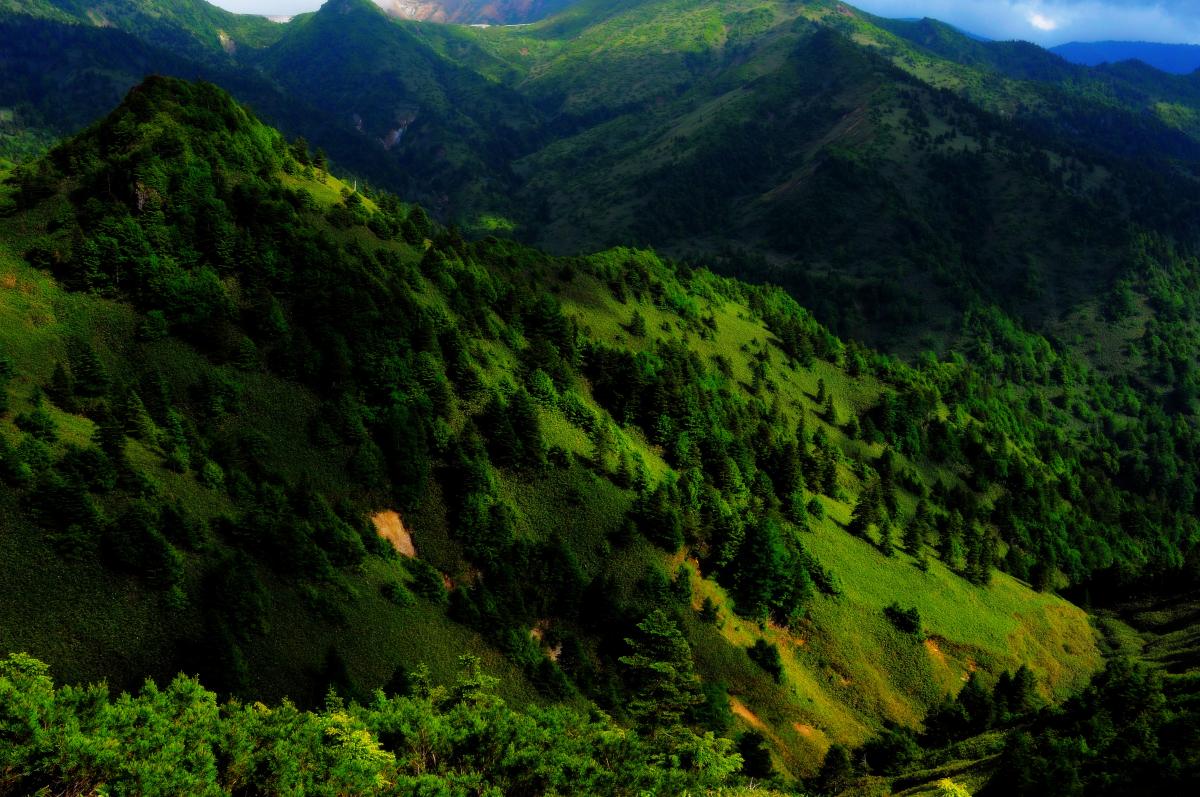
{"left": 209, "top": 1, "right": 320, "bottom": 14}
{"left": 1028, "top": 12, "right": 1059, "bottom": 31}
{"left": 851, "top": 1, "right": 1200, "bottom": 44}
{"left": 205, "top": 1, "right": 1200, "bottom": 44}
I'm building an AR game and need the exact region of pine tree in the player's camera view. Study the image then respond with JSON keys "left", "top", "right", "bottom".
{"left": 619, "top": 610, "right": 702, "bottom": 734}
{"left": 904, "top": 500, "right": 931, "bottom": 552}
{"left": 509, "top": 387, "right": 547, "bottom": 469}
{"left": 118, "top": 390, "right": 156, "bottom": 441}
{"left": 817, "top": 743, "right": 855, "bottom": 795}
{"left": 939, "top": 511, "right": 966, "bottom": 570}
{"left": 47, "top": 362, "right": 75, "bottom": 411}
{"left": 737, "top": 731, "right": 774, "bottom": 779}
{"left": 67, "top": 337, "right": 108, "bottom": 397}
{"left": 878, "top": 447, "right": 900, "bottom": 515}
{"left": 628, "top": 309, "right": 647, "bottom": 337}
{"left": 957, "top": 672, "right": 996, "bottom": 733}
{"left": 879, "top": 519, "right": 896, "bottom": 557}
{"left": 848, "top": 484, "right": 880, "bottom": 538}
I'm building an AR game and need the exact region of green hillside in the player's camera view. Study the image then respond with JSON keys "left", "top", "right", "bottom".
{"left": 252, "top": 0, "right": 544, "bottom": 216}
{"left": 5, "top": 0, "right": 1200, "bottom": 359}
{"left": 397, "top": 0, "right": 1200, "bottom": 354}
{"left": 0, "top": 78, "right": 1123, "bottom": 789}
{"left": 0, "top": 0, "right": 287, "bottom": 57}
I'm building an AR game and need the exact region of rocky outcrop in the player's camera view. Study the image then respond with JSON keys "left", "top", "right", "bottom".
{"left": 370, "top": 0, "right": 576, "bottom": 25}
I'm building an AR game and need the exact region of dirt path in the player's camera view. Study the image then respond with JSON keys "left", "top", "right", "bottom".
{"left": 730, "top": 696, "right": 791, "bottom": 753}
{"left": 371, "top": 510, "right": 416, "bottom": 557}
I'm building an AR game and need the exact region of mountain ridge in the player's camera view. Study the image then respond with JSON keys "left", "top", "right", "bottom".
{"left": 1052, "top": 40, "right": 1200, "bottom": 75}
{"left": 0, "top": 0, "right": 287, "bottom": 57}
{"left": 3, "top": 2, "right": 1200, "bottom": 790}
{"left": 0, "top": 76, "right": 1114, "bottom": 784}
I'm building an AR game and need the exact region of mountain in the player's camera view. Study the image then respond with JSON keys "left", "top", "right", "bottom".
{"left": 0, "top": 0, "right": 288, "bottom": 59}
{"left": 371, "top": 0, "right": 578, "bottom": 24}
{"left": 7, "top": 0, "right": 1200, "bottom": 356}
{"left": 1, "top": 0, "right": 1200, "bottom": 779}
{"left": 2, "top": 1, "right": 1200, "bottom": 790}
{"left": 437, "top": 0, "right": 1200, "bottom": 350}
{"left": 252, "top": 0, "right": 546, "bottom": 215}
{"left": 0, "top": 77, "right": 1122, "bottom": 786}
{"left": 1053, "top": 40, "right": 1200, "bottom": 75}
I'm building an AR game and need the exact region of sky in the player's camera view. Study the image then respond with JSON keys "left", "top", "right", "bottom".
{"left": 210, "top": 0, "right": 317, "bottom": 16}
{"left": 207, "top": 1, "right": 1200, "bottom": 45}
{"left": 852, "top": 1, "right": 1200, "bottom": 45}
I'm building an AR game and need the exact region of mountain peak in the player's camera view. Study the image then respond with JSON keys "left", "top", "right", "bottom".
{"left": 39, "top": 76, "right": 287, "bottom": 206}
{"left": 322, "top": 0, "right": 388, "bottom": 13}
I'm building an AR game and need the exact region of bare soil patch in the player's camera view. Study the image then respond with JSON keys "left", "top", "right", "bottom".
{"left": 371, "top": 510, "right": 416, "bottom": 557}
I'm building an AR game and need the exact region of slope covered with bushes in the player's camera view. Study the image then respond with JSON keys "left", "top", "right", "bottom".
{"left": 0, "top": 76, "right": 1170, "bottom": 784}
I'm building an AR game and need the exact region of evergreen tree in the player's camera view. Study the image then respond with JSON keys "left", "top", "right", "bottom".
{"left": 628, "top": 309, "right": 647, "bottom": 337}
{"left": 957, "top": 672, "right": 996, "bottom": 733}
{"left": 816, "top": 743, "right": 855, "bottom": 795}
{"left": 67, "top": 337, "right": 107, "bottom": 397}
{"left": 737, "top": 731, "right": 774, "bottom": 780}
{"left": 903, "top": 499, "right": 932, "bottom": 553}
{"left": 46, "top": 362, "right": 75, "bottom": 411}
{"left": 732, "top": 518, "right": 813, "bottom": 624}
{"left": 619, "top": 610, "right": 703, "bottom": 734}
{"left": 848, "top": 483, "right": 880, "bottom": 538}
{"left": 879, "top": 519, "right": 896, "bottom": 557}
{"left": 747, "top": 639, "right": 783, "bottom": 682}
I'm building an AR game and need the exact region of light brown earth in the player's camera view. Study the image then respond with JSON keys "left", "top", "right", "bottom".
{"left": 371, "top": 510, "right": 416, "bottom": 557}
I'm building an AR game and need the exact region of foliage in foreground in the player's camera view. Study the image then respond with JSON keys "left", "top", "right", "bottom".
{"left": 0, "top": 650, "right": 769, "bottom": 797}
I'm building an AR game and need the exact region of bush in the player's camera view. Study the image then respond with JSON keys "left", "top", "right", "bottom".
{"left": 747, "top": 639, "right": 783, "bottom": 682}
{"left": 884, "top": 602, "right": 922, "bottom": 637}
{"left": 405, "top": 558, "right": 448, "bottom": 605}
{"left": 382, "top": 579, "right": 416, "bottom": 607}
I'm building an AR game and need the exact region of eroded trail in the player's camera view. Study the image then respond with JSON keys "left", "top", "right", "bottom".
{"left": 371, "top": 510, "right": 416, "bottom": 557}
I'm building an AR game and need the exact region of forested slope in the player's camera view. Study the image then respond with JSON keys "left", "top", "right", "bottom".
{"left": 0, "top": 78, "right": 1141, "bottom": 786}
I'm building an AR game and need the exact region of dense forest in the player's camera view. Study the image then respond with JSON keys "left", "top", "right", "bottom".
{"left": 2, "top": 0, "right": 1200, "bottom": 793}
{"left": 0, "top": 74, "right": 1196, "bottom": 793}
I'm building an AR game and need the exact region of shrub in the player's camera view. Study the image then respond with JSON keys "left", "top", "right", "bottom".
{"left": 747, "top": 639, "right": 783, "bottom": 682}
{"left": 884, "top": 602, "right": 923, "bottom": 637}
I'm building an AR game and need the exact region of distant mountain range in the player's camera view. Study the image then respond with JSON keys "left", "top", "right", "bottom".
{"left": 369, "top": 0, "right": 576, "bottom": 24}
{"left": 1052, "top": 40, "right": 1200, "bottom": 74}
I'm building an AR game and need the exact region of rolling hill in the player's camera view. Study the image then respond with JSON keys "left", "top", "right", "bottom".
{"left": 5, "top": 0, "right": 1200, "bottom": 354}
{"left": 2, "top": 2, "right": 1200, "bottom": 792}
{"left": 0, "top": 77, "right": 1123, "bottom": 787}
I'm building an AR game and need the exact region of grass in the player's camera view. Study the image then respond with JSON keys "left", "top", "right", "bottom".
{"left": 0, "top": 151, "right": 1104, "bottom": 781}
{"left": 0, "top": 190, "right": 537, "bottom": 704}
{"left": 544, "top": 248, "right": 1102, "bottom": 776}
{"left": 280, "top": 169, "right": 378, "bottom": 213}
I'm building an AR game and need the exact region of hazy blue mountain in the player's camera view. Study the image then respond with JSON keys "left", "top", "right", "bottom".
{"left": 1052, "top": 41, "right": 1200, "bottom": 75}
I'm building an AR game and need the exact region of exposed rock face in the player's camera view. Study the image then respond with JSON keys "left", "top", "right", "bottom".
{"left": 370, "top": 0, "right": 575, "bottom": 25}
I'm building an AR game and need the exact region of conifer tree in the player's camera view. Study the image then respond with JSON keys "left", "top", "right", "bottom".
{"left": 619, "top": 610, "right": 703, "bottom": 734}
{"left": 848, "top": 483, "right": 880, "bottom": 538}
{"left": 879, "top": 519, "right": 896, "bottom": 557}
